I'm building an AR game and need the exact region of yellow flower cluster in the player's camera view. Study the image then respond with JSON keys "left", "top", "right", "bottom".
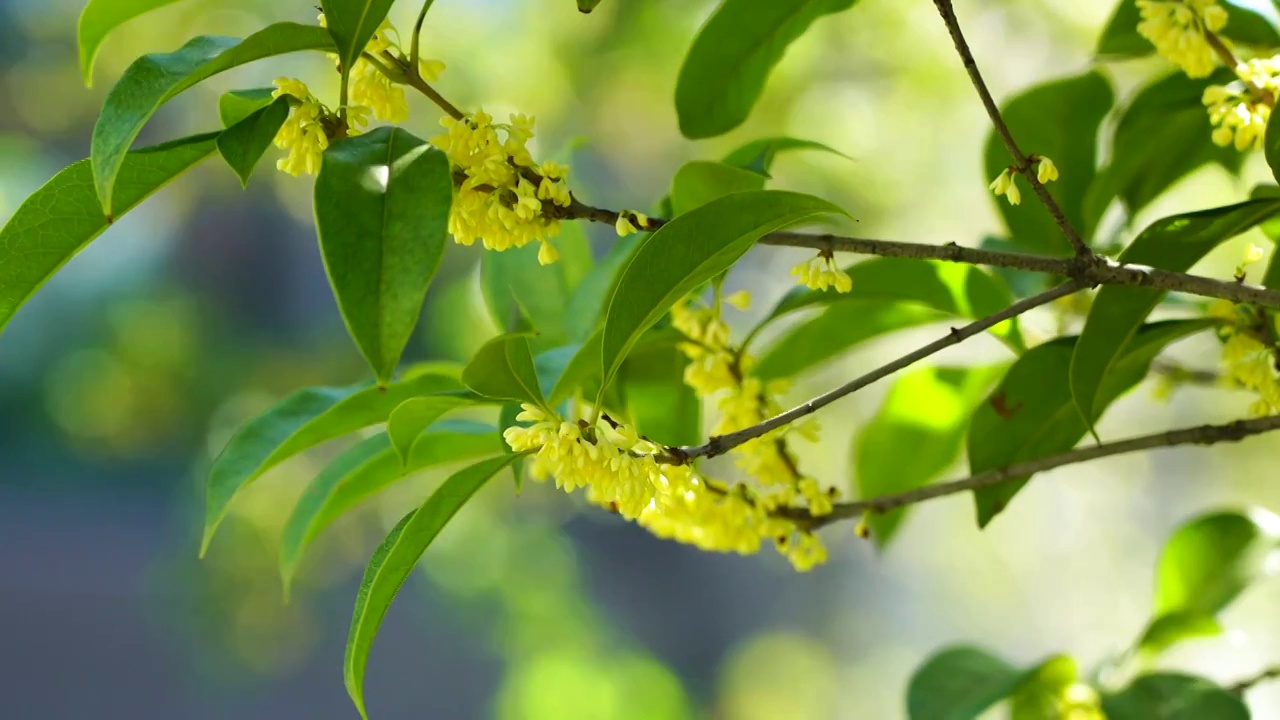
{"left": 317, "top": 13, "right": 447, "bottom": 127}
{"left": 989, "top": 157, "right": 1057, "bottom": 207}
{"left": 1203, "top": 58, "right": 1280, "bottom": 150}
{"left": 502, "top": 405, "right": 826, "bottom": 569}
{"left": 790, "top": 253, "right": 853, "bottom": 293}
{"left": 430, "top": 111, "right": 573, "bottom": 264}
{"left": 271, "top": 78, "right": 330, "bottom": 176}
{"left": 1136, "top": 0, "right": 1228, "bottom": 78}
{"left": 1210, "top": 301, "right": 1280, "bottom": 415}
{"left": 615, "top": 210, "right": 651, "bottom": 237}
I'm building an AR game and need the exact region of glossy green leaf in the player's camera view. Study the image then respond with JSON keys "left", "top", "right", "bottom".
{"left": 200, "top": 373, "right": 463, "bottom": 556}
{"left": 566, "top": 233, "right": 643, "bottom": 342}
{"left": 855, "top": 365, "right": 1004, "bottom": 547}
{"left": 620, "top": 338, "right": 702, "bottom": 446}
{"left": 756, "top": 302, "right": 947, "bottom": 380}
{"left": 1009, "top": 656, "right": 1088, "bottom": 720}
{"left": 1110, "top": 70, "right": 1244, "bottom": 215}
{"left": 675, "top": 0, "right": 858, "bottom": 139}
{"left": 278, "top": 422, "right": 501, "bottom": 597}
{"left": 1137, "top": 509, "right": 1280, "bottom": 655}
{"left": 386, "top": 396, "right": 475, "bottom": 465}
{"left": 722, "top": 136, "right": 848, "bottom": 176}
{"left": 906, "top": 646, "right": 1023, "bottom": 720}
{"left": 0, "top": 132, "right": 218, "bottom": 338}
{"left": 670, "top": 161, "right": 765, "bottom": 216}
{"left": 463, "top": 333, "right": 545, "bottom": 407}
{"left": 345, "top": 453, "right": 520, "bottom": 719}
{"left": 1097, "top": 0, "right": 1280, "bottom": 57}
{"left": 216, "top": 95, "right": 290, "bottom": 186}
{"left": 218, "top": 87, "right": 276, "bottom": 127}
{"left": 90, "top": 23, "right": 334, "bottom": 214}
{"left": 983, "top": 71, "right": 1112, "bottom": 254}
{"left": 77, "top": 0, "right": 184, "bottom": 85}
{"left": 314, "top": 127, "right": 453, "bottom": 384}
{"left": 969, "top": 320, "right": 1212, "bottom": 526}
{"left": 536, "top": 334, "right": 604, "bottom": 406}
{"left": 1102, "top": 673, "right": 1248, "bottom": 720}
{"left": 600, "top": 190, "right": 847, "bottom": 397}
{"left": 480, "top": 241, "right": 575, "bottom": 348}
{"left": 321, "top": 0, "right": 397, "bottom": 88}
{"left": 1070, "top": 199, "right": 1280, "bottom": 423}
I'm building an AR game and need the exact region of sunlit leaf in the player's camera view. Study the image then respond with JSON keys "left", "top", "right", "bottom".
{"left": 675, "top": 0, "right": 859, "bottom": 138}
{"left": 1070, "top": 199, "right": 1280, "bottom": 424}
{"left": 600, "top": 190, "right": 847, "bottom": 398}
{"left": 314, "top": 127, "right": 453, "bottom": 384}
{"left": 1102, "top": 673, "right": 1248, "bottom": 720}
{"left": 1137, "top": 509, "right": 1280, "bottom": 655}
{"left": 218, "top": 87, "right": 276, "bottom": 127}
{"left": 200, "top": 373, "right": 463, "bottom": 556}
{"left": 0, "top": 133, "right": 218, "bottom": 338}
{"left": 855, "top": 365, "right": 1004, "bottom": 547}
{"left": 345, "top": 454, "right": 521, "bottom": 719}
{"left": 970, "top": 320, "right": 1213, "bottom": 526}
{"left": 90, "top": 23, "right": 333, "bottom": 214}
{"left": 386, "top": 395, "right": 476, "bottom": 465}
{"left": 278, "top": 422, "right": 500, "bottom": 597}
{"left": 1009, "top": 656, "right": 1088, "bottom": 720}
{"left": 463, "top": 333, "right": 545, "bottom": 407}
{"left": 983, "top": 71, "right": 1112, "bottom": 254}
{"left": 321, "top": 0, "right": 397, "bottom": 88}
{"left": 77, "top": 0, "right": 184, "bottom": 85}
{"left": 906, "top": 646, "right": 1023, "bottom": 720}
{"left": 216, "top": 95, "right": 290, "bottom": 186}
{"left": 1097, "top": 0, "right": 1280, "bottom": 56}
{"left": 670, "top": 161, "right": 765, "bottom": 216}
{"left": 722, "top": 136, "right": 848, "bottom": 176}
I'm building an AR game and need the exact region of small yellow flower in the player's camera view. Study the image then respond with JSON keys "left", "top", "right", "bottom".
{"left": 615, "top": 210, "right": 648, "bottom": 237}
{"left": 271, "top": 78, "right": 330, "bottom": 176}
{"left": 537, "top": 240, "right": 559, "bottom": 265}
{"left": 1036, "top": 156, "right": 1059, "bottom": 184}
{"left": 1244, "top": 244, "right": 1266, "bottom": 265}
{"left": 724, "top": 290, "right": 752, "bottom": 311}
{"left": 1136, "top": 0, "right": 1228, "bottom": 78}
{"left": 790, "top": 254, "right": 853, "bottom": 293}
{"left": 418, "top": 58, "right": 446, "bottom": 82}
{"left": 1202, "top": 58, "right": 1280, "bottom": 152}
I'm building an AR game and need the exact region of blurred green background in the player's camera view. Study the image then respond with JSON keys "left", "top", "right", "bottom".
{"left": 4, "top": 0, "right": 1280, "bottom": 717}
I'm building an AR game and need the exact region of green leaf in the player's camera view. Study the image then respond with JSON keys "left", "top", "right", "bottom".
{"left": 983, "top": 71, "right": 1112, "bottom": 254}
{"left": 670, "top": 161, "right": 766, "bottom": 216}
{"left": 218, "top": 87, "right": 276, "bottom": 127}
{"left": 1009, "top": 656, "right": 1090, "bottom": 720}
{"left": 463, "top": 333, "right": 545, "bottom": 407}
{"left": 675, "top": 0, "right": 858, "bottom": 139}
{"left": 722, "top": 136, "right": 847, "bottom": 176}
{"left": 1109, "top": 70, "right": 1245, "bottom": 215}
{"left": 1097, "top": 0, "right": 1280, "bottom": 57}
{"left": 1137, "top": 509, "right": 1280, "bottom": 655}
{"left": 620, "top": 338, "right": 702, "bottom": 446}
{"left": 345, "top": 453, "right": 520, "bottom": 719}
{"left": 855, "top": 366, "right": 1003, "bottom": 547}
{"left": 0, "top": 133, "right": 218, "bottom": 338}
{"left": 480, "top": 242, "right": 574, "bottom": 348}
{"left": 600, "top": 190, "right": 847, "bottom": 397}
{"left": 200, "top": 373, "right": 463, "bottom": 556}
{"left": 90, "top": 23, "right": 334, "bottom": 214}
{"left": 1102, "top": 673, "right": 1248, "bottom": 720}
{"left": 566, "top": 233, "right": 643, "bottom": 342}
{"left": 386, "top": 395, "right": 475, "bottom": 465}
{"left": 321, "top": 0, "right": 397, "bottom": 88}
{"left": 536, "top": 335, "right": 604, "bottom": 406}
{"left": 906, "top": 646, "right": 1023, "bottom": 720}
{"left": 756, "top": 302, "right": 948, "bottom": 380}
{"left": 77, "top": 0, "right": 184, "bottom": 85}
{"left": 969, "top": 320, "right": 1213, "bottom": 526}
{"left": 216, "top": 95, "right": 290, "bottom": 186}
{"left": 1070, "top": 199, "right": 1280, "bottom": 424}
{"left": 314, "top": 127, "right": 453, "bottom": 384}
{"left": 578, "top": 0, "right": 603, "bottom": 11}
{"left": 278, "top": 423, "right": 501, "bottom": 597}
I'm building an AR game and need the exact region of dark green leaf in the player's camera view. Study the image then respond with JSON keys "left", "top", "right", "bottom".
{"left": 90, "top": 23, "right": 333, "bottom": 214}
{"left": 670, "top": 161, "right": 765, "bottom": 216}
{"left": 77, "top": 0, "right": 183, "bottom": 85}
{"left": 1137, "top": 509, "right": 1280, "bottom": 655}
{"left": 278, "top": 423, "right": 500, "bottom": 597}
{"left": 345, "top": 454, "right": 520, "bottom": 719}
{"left": 218, "top": 87, "right": 276, "bottom": 127}
{"left": 566, "top": 233, "right": 642, "bottom": 342}
{"left": 0, "top": 133, "right": 218, "bottom": 338}
{"left": 1109, "top": 70, "right": 1245, "bottom": 215}
{"left": 983, "top": 71, "right": 1112, "bottom": 254}
{"left": 906, "top": 646, "right": 1022, "bottom": 720}
{"left": 314, "top": 127, "right": 453, "bottom": 384}
{"left": 619, "top": 338, "right": 702, "bottom": 446}
{"left": 321, "top": 0, "right": 397, "bottom": 86}
{"left": 722, "top": 136, "right": 848, "bottom": 176}
{"left": 386, "top": 395, "right": 475, "bottom": 465}
{"left": 462, "top": 333, "right": 545, "bottom": 407}
{"left": 675, "top": 0, "right": 858, "bottom": 139}
{"left": 480, "top": 242, "right": 574, "bottom": 348}
{"left": 600, "top": 190, "right": 847, "bottom": 397}
{"left": 578, "top": 0, "right": 603, "bottom": 11}
{"left": 200, "top": 373, "right": 463, "bottom": 556}
{"left": 855, "top": 366, "right": 1004, "bottom": 547}
{"left": 1102, "top": 673, "right": 1248, "bottom": 720}
{"left": 1097, "top": 1, "right": 1280, "bottom": 57}
{"left": 216, "top": 95, "right": 290, "bottom": 186}
{"left": 970, "top": 320, "right": 1212, "bottom": 526}
{"left": 1070, "top": 199, "right": 1280, "bottom": 423}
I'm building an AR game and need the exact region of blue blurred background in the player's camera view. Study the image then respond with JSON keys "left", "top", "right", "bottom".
{"left": 5, "top": 0, "right": 1280, "bottom": 717}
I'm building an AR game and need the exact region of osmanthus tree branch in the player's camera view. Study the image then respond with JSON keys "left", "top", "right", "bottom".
{"left": 662, "top": 280, "right": 1087, "bottom": 464}
{"left": 783, "top": 414, "right": 1280, "bottom": 531}
{"left": 1231, "top": 666, "right": 1280, "bottom": 694}
{"left": 929, "top": 0, "right": 1090, "bottom": 257}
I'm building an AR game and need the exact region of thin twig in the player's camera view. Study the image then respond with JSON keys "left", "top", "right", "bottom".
{"left": 386, "top": 50, "right": 464, "bottom": 120}
{"left": 1230, "top": 666, "right": 1280, "bottom": 694}
{"left": 667, "top": 281, "right": 1085, "bottom": 463}
{"left": 931, "top": 0, "right": 1090, "bottom": 257}
{"left": 781, "top": 415, "right": 1280, "bottom": 530}
{"left": 409, "top": 0, "right": 437, "bottom": 71}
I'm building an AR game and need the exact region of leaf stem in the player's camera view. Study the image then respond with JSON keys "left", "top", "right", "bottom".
{"left": 410, "top": 0, "right": 437, "bottom": 71}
